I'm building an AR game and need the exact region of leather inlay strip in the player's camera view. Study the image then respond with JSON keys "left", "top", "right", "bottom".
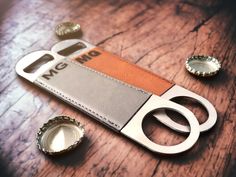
{"left": 71, "top": 47, "right": 174, "bottom": 96}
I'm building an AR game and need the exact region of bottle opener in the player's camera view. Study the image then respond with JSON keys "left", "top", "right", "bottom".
{"left": 16, "top": 49, "right": 200, "bottom": 154}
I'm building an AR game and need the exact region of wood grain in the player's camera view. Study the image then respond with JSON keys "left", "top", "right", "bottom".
{"left": 0, "top": 0, "right": 235, "bottom": 176}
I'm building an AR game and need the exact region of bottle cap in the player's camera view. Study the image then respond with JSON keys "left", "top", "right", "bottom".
{"left": 185, "top": 55, "right": 221, "bottom": 77}
{"left": 55, "top": 22, "right": 81, "bottom": 37}
{"left": 37, "top": 116, "right": 85, "bottom": 155}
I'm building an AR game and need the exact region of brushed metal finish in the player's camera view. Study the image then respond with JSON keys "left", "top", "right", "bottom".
{"left": 121, "top": 95, "right": 200, "bottom": 154}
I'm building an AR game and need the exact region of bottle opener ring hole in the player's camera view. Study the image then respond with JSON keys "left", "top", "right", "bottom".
{"left": 24, "top": 54, "right": 54, "bottom": 73}
{"left": 166, "top": 96, "right": 208, "bottom": 125}
{"left": 142, "top": 108, "right": 189, "bottom": 146}
{"left": 57, "top": 42, "right": 86, "bottom": 56}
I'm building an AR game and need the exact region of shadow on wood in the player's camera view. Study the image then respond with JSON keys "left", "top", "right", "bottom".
{"left": 45, "top": 136, "right": 91, "bottom": 167}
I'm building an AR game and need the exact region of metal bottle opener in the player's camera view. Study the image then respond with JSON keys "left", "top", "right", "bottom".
{"left": 51, "top": 39, "right": 217, "bottom": 133}
{"left": 16, "top": 50, "right": 200, "bottom": 154}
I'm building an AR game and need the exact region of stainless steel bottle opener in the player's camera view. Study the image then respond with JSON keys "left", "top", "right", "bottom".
{"left": 16, "top": 50, "right": 200, "bottom": 154}
{"left": 51, "top": 39, "right": 217, "bottom": 133}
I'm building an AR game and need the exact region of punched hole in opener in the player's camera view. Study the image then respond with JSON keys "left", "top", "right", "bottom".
{"left": 153, "top": 85, "right": 217, "bottom": 133}
{"left": 121, "top": 95, "right": 200, "bottom": 154}
{"left": 24, "top": 54, "right": 54, "bottom": 73}
{"left": 161, "top": 96, "right": 209, "bottom": 127}
{"left": 143, "top": 108, "right": 190, "bottom": 146}
{"left": 57, "top": 42, "right": 87, "bottom": 56}
{"left": 157, "top": 95, "right": 209, "bottom": 132}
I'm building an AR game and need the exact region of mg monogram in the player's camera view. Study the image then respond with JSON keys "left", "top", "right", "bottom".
{"left": 42, "top": 62, "right": 68, "bottom": 80}
{"left": 75, "top": 50, "right": 101, "bottom": 64}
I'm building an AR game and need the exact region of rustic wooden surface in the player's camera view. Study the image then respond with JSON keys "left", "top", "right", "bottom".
{"left": 0, "top": 0, "right": 235, "bottom": 176}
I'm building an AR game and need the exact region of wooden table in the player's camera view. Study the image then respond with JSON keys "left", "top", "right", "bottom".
{"left": 0, "top": 0, "right": 235, "bottom": 176}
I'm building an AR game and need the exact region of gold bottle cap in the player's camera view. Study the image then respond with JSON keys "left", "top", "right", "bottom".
{"left": 185, "top": 55, "right": 221, "bottom": 77}
{"left": 55, "top": 22, "right": 81, "bottom": 37}
{"left": 37, "top": 116, "right": 85, "bottom": 155}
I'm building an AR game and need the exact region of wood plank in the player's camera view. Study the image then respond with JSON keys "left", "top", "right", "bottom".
{"left": 0, "top": 0, "right": 235, "bottom": 176}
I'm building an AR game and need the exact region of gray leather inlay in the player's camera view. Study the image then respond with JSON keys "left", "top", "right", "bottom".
{"left": 35, "top": 60, "right": 151, "bottom": 131}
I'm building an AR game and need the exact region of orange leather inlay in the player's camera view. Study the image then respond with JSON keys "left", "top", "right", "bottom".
{"left": 72, "top": 47, "right": 173, "bottom": 96}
